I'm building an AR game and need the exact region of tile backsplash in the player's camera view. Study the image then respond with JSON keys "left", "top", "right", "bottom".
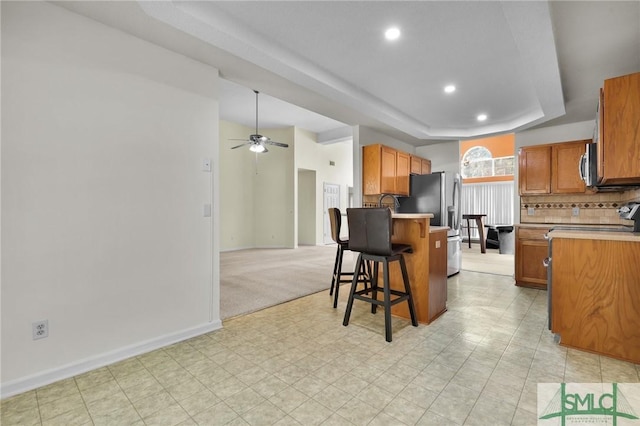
{"left": 521, "top": 188, "right": 640, "bottom": 226}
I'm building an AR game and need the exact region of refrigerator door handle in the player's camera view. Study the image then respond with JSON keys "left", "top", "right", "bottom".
{"left": 453, "top": 174, "right": 462, "bottom": 231}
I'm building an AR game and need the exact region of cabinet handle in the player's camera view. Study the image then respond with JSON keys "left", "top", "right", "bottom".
{"left": 543, "top": 257, "right": 550, "bottom": 267}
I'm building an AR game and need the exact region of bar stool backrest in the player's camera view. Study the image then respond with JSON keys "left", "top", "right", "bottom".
{"left": 328, "top": 208, "right": 347, "bottom": 245}
{"left": 346, "top": 208, "right": 393, "bottom": 256}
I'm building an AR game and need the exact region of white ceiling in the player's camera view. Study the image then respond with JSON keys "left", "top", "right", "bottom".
{"left": 55, "top": 1, "right": 640, "bottom": 146}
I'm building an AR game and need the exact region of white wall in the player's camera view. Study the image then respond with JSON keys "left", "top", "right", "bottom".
{"left": 1, "top": 2, "right": 221, "bottom": 396}
{"left": 219, "top": 121, "right": 257, "bottom": 250}
{"left": 253, "top": 128, "right": 295, "bottom": 248}
{"left": 219, "top": 122, "right": 295, "bottom": 249}
{"left": 295, "top": 128, "right": 353, "bottom": 244}
{"left": 415, "top": 141, "right": 461, "bottom": 173}
{"left": 515, "top": 120, "right": 594, "bottom": 148}
{"left": 297, "top": 170, "right": 316, "bottom": 245}
{"left": 513, "top": 120, "right": 595, "bottom": 223}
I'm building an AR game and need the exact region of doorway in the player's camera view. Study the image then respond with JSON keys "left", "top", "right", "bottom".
{"left": 298, "top": 169, "right": 316, "bottom": 245}
{"left": 323, "top": 182, "right": 340, "bottom": 244}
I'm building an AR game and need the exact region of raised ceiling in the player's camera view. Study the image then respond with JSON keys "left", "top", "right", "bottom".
{"left": 55, "top": 1, "right": 640, "bottom": 146}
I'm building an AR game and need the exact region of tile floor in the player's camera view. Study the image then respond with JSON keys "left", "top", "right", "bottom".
{"left": 2, "top": 271, "right": 639, "bottom": 425}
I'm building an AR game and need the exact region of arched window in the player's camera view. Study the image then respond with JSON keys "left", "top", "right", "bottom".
{"left": 461, "top": 146, "right": 514, "bottom": 179}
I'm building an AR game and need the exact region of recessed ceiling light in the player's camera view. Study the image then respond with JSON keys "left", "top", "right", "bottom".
{"left": 444, "top": 85, "right": 456, "bottom": 94}
{"left": 385, "top": 27, "right": 401, "bottom": 41}
{"left": 477, "top": 114, "right": 488, "bottom": 122}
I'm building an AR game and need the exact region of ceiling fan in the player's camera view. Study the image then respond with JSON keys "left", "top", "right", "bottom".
{"left": 230, "top": 90, "right": 289, "bottom": 153}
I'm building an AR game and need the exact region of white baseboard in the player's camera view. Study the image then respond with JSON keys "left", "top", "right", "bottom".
{"left": 1, "top": 320, "right": 223, "bottom": 399}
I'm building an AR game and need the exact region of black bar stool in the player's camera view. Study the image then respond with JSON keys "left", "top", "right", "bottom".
{"left": 328, "top": 208, "right": 370, "bottom": 308}
{"left": 342, "top": 207, "right": 418, "bottom": 342}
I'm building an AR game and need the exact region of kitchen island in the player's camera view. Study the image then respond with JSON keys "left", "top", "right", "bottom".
{"left": 548, "top": 229, "right": 640, "bottom": 363}
{"left": 384, "top": 213, "right": 448, "bottom": 324}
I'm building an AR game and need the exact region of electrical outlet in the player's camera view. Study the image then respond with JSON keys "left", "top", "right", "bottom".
{"left": 572, "top": 207, "right": 580, "bottom": 216}
{"left": 528, "top": 207, "right": 535, "bottom": 216}
{"left": 32, "top": 320, "right": 48, "bottom": 340}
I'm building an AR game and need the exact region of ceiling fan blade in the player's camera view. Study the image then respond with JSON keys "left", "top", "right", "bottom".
{"left": 231, "top": 142, "right": 250, "bottom": 149}
{"left": 229, "top": 138, "right": 251, "bottom": 142}
{"left": 263, "top": 140, "right": 289, "bottom": 148}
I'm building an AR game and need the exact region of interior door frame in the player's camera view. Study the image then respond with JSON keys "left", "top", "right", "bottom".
{"left": 323, "top": 182, "right": 340, "bottom": 245}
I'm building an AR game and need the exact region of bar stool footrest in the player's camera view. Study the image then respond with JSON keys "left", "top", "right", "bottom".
{"left": 352, "top": 287, "right": 411, "bottom": 306}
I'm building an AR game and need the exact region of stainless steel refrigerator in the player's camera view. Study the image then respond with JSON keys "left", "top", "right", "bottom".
{"left": 397, "top": 171, "right": 462, "bottom": 276}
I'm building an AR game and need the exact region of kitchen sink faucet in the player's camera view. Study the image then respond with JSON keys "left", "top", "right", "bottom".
{"left": 378, "top": 193, "right": 400, "bottom": 212}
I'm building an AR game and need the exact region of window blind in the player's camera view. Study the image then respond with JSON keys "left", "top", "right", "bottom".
{"left": 461, "top": 181, "right": 514, "bottom": 241}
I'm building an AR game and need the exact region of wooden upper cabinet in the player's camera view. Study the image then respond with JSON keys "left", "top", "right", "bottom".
{"left": 599, "top": 72, "right": 640, "bottom": 185}
{"left": 410, "top": 155, "right": 432, "bottom": 175}
{"left": 380, "top": 145, "right": 397, "bottom": 194}
{"left": 519, "top": 145, "right": 551, "bottom": 195}
{"left": 410, "top": 156, "right": 422, "bottom": 175}
{"left": 362, "top": 144, "right": 411, "bottom": 196}
{"left": 551, "top": 140, "right": 588, "bottom": 193}
{"left": 396, "top": 151, "right": 410, "bottom": 195}
{"left": 421, "top": 159, "right": 432, "bottom": 174}
{"left": 519, "top": 141, "right": 588, "bottom": 195}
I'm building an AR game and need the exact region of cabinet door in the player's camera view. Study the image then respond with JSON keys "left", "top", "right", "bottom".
{"left": 396, "top": 151, "right": 410, "bottom": 195}
{"left": 428, "top": 230, "right": 448, "bottom": 322}
{"left": 600, "top": 72, "right": 640, "bottom": 184}
{"left": 362, "top": 144, "right": 382, "bottom": 195}
{"left": 380, "top": 146, "right": 397, "bottom": 194}
{"left": 551, "top": 238, "right": 640, "bottom": 363}
{"left": 515, "top": 235, "right": 548, "bottom": 289}
{"left": 519, "top": 146, "right": 551, "bottom": 195}
{"left": 410, "top": 156, "right": 422, "bottom": 175}
{"left": 421, "top": 159, "right": 432, "bottom": 174}
{"left": 551, "top": 141, "right": 587, "bottom": 193}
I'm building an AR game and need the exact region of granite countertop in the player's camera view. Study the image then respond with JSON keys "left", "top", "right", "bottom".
{"left": 391, "top": 213, "right": 434, "bottom": 219}
{"left": 515, "top": 223, "right": 555, "bottom": 229}
{"left": 429, "top": 226, "right": 449, "bottom": 233}
{"left": 549, "top": 230, "right": 640, "bottom": 242}
{"left": 517, "top": 223, "right": 629, "bottom": 229}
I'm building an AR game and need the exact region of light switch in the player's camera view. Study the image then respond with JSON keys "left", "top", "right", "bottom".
{"left": 435, "top": 240, "right": 441, "bottom": 249}
{"left": 203, "top": 204, "right": 211, "bottom": 217}
{"left": 528, "top": 207, "right": 535, "bottom": 216}
{"left": 202, "top": 158, "right": 211, "bottom": 172}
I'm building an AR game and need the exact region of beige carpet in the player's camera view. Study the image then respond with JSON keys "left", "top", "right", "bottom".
{"left": 221, "top": 243, "right": 514, "bottom": 320}
{"left": 461, "top": 244, "right": 514, "bottom": 277}
{"left": 220, "top": 245, "right": 353, "bottom": 320}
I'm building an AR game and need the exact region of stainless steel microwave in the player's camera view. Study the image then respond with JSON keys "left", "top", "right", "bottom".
{"left": 579, "top": 142, "right": 639, "bottom": 191}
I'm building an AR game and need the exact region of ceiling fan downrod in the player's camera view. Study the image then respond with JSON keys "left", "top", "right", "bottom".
{"left": 254, "top": 90, "right": 259, "bottom": 137}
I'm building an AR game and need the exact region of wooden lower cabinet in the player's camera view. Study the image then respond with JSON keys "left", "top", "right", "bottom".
{"left": 550, "top": 237, "right": 640, "bottom": 364}
{"left": 427, "top": 228, "right": 448, "bottom": 323}
{"left": 388, "top": 219, "right": 447, "bottom": 324}
{"left": 515, "top": 226, "right": 550, "bottom": 289}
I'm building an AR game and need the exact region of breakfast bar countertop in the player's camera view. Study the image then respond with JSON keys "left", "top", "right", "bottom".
{"left": 391, "top": 213, "right": 434, "bottom": 219}
{"left": 549, "top": 230, "right": 640, "bottom": 242}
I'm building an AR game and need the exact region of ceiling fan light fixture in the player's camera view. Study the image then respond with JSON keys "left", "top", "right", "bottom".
{"left": 249, "top": 143, "right": 266, "bottom": 153}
